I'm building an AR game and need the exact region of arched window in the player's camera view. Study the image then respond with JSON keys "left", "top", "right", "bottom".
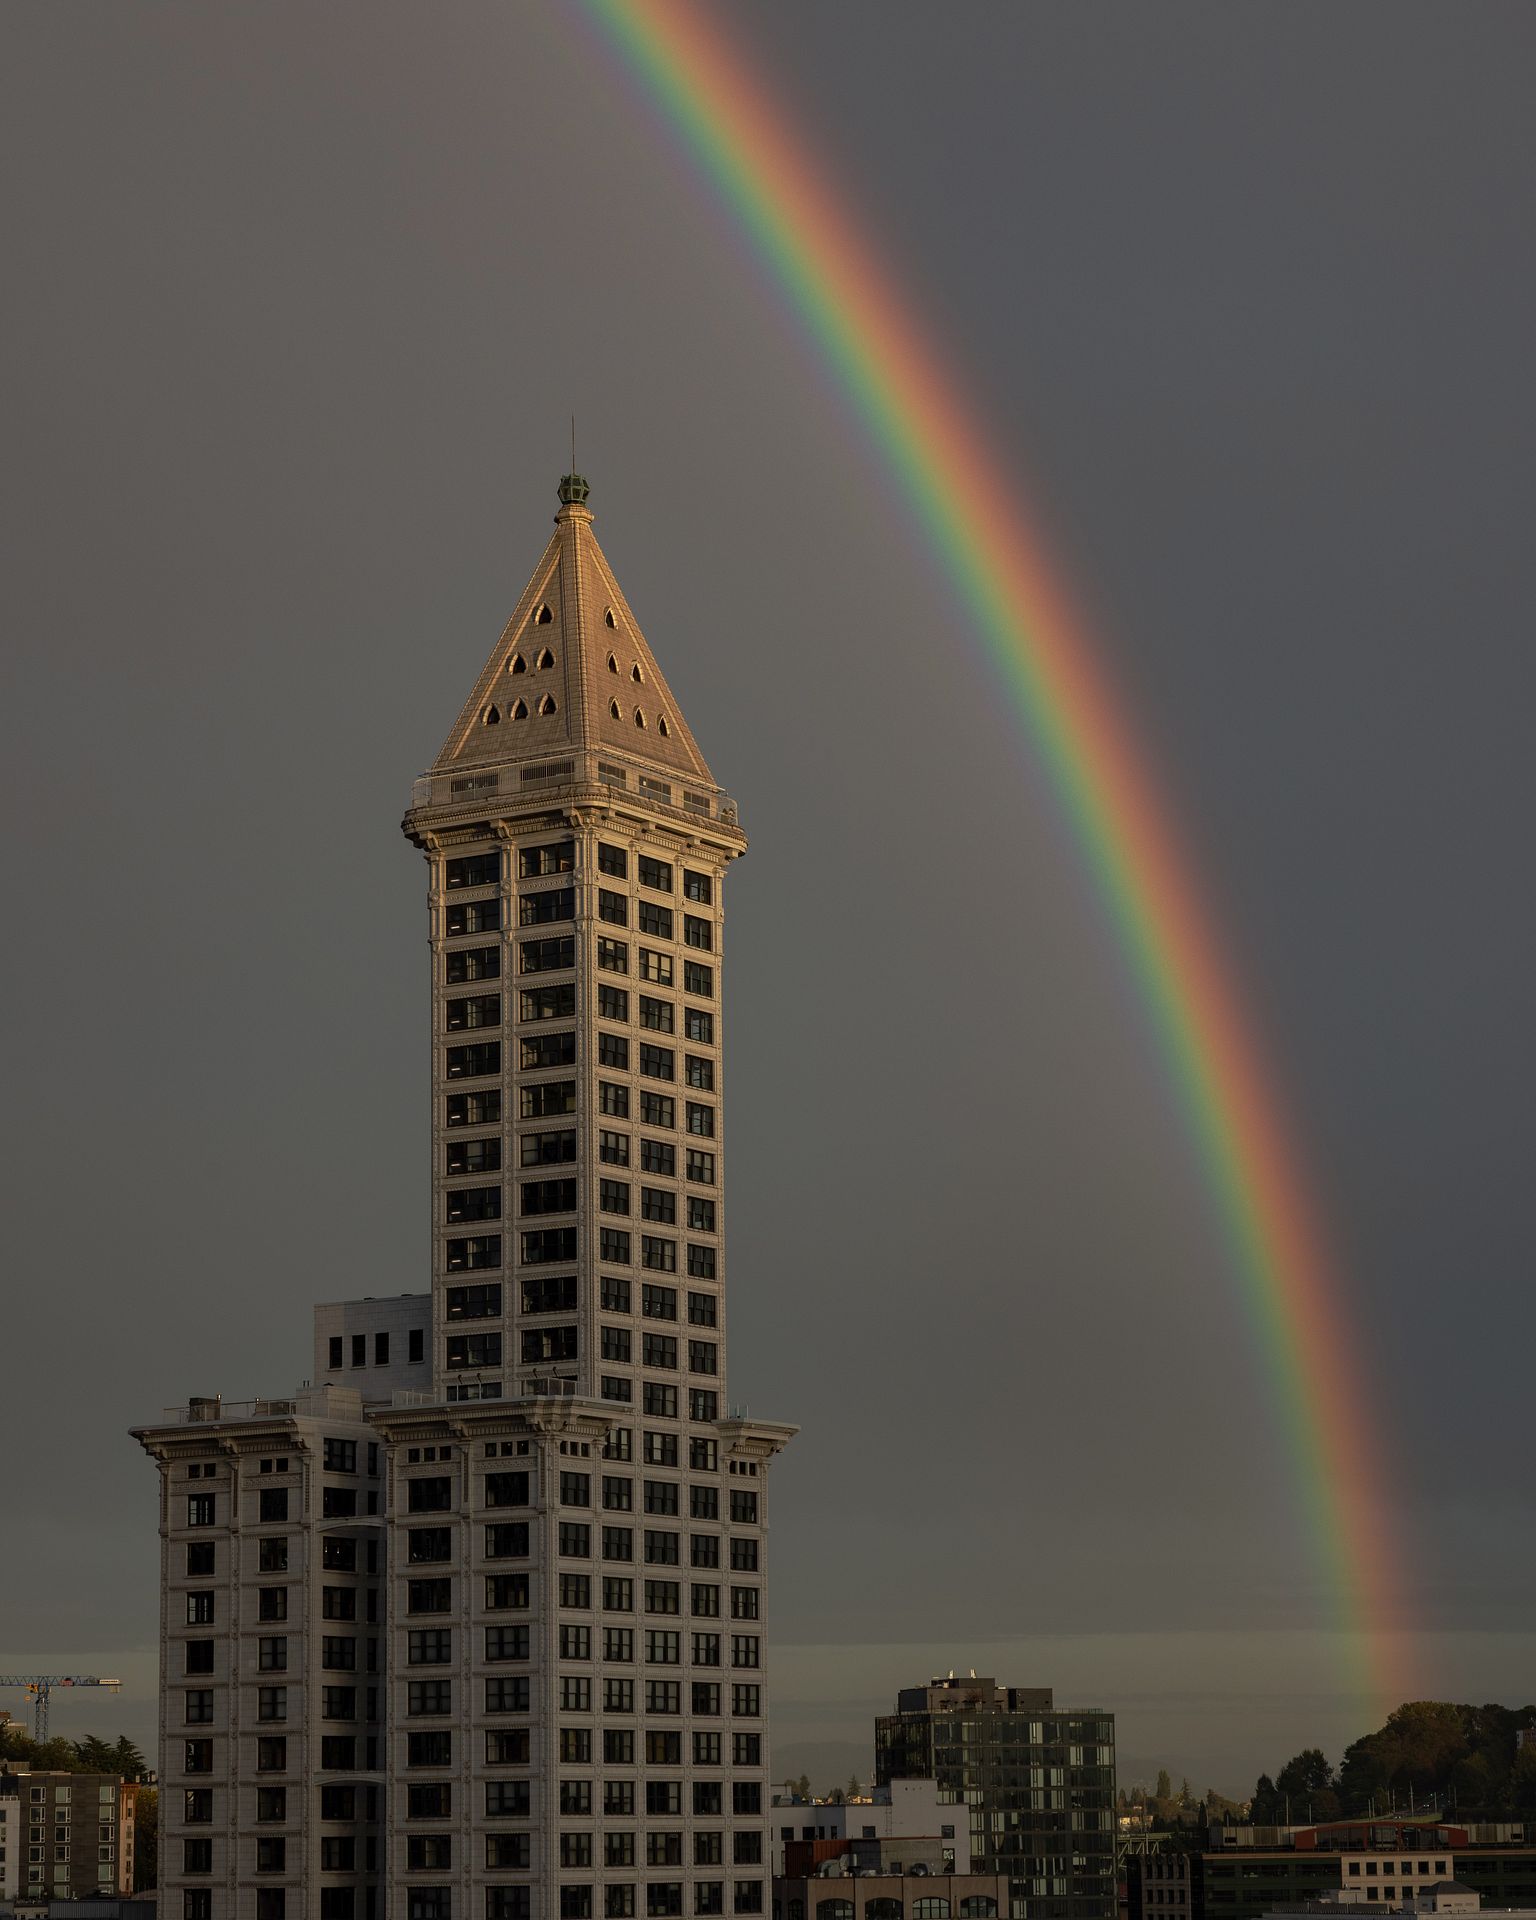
{"left": 508, "top": 653, "right": 527, "bottom": 675}
{"left": 605, "top": 608, "right": 617, "bottom": 629}
{"left": 607, "top": 653, "right": 619, "bottom": 674}
{"left": 536, "top": 648, "right": 555, "bottom": 670}
{"left": 511, "top": 698, "right": 528, "bottom": 720}
{"left": 868, "top": 1902, "right": 904, "bottom": 1920}
{"left": 634, "top": 709, "right": 646, "bottom": 729}
{"left": 959, "top": 1902, "right": 996, "bottom": 1918}
{"left": 609, "top": 699, "right": 622, "bottom": 719}
{"left": 657, "top": 716, "right": 670, "bottom": 737}
{"left": 534, "top": 603, "right": 553, "bottom": 625}
{"left": 537, "top": 694, "right": 557, "bottom": 715}
{"left": 483, "top": 703, "right": 500, "bottom": 725}
{"left": 817, "top": 1903, "right": 854, "bottom": 1920}
{"left": 913, "top": 1902, "right": 950, "bottom": 1919}
{"left": 631, "top": 662, "right": 644, "bottom": 683}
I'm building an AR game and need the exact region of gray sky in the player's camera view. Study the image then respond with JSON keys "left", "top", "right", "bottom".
{"left": 3, "top": 2, "right": 1534, "bottom": 1796}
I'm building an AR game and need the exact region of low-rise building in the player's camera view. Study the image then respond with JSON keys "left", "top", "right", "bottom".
{"left": 774, "top": 1868, "right": 1014, "bottom": 1920}
{"left": 772, "top": 1784, "right": 969, "bottom": 1877}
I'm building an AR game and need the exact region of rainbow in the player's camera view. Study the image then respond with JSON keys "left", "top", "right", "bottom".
{"left": 579, "top": 0, "right": 1407, "bottom": 1709}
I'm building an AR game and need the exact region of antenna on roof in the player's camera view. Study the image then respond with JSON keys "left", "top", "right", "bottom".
{"left": 571, "top": 414, "right": 577, "bottom": 476}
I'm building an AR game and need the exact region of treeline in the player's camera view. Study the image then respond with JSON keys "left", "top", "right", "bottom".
{"left": 1251, "top": 1703, "right": 1536, "bottom": 1823}
{"left": 0, "top": 1728, "right": 148, "bottom": 1781}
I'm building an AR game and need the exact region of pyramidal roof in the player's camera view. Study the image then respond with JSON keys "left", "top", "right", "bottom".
{"left": 430, "top": 477, "right": 716, "bottom": 788}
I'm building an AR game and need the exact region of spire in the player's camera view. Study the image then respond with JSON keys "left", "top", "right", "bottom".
{"left": 427, "top": 476, "right": 717, "bottom": 789}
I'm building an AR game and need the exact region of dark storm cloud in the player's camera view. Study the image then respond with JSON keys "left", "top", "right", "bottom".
{"left": 2, "top": 2, "right": 1533, "bottom": 1789}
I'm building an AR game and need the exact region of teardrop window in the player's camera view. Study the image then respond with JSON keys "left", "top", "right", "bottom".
{"left": 511, "top": 698, "right": 529, "bottom": 720}
{"left": 609, "top": 699, "right": 622, "bottom": 720}
{"left": 483, "top": 703, "right": 501, "bottom": 725}
{"left": 534, "top": 603, "right": 553, "bottom": 625}
{"left": 536, "top": 648, "right": 555, "bottom": 670}
{"left": 658, "top": 716, "right": 670, "bottom": 737}
{"left": 604, "top": 609, "right": 617, "bottom": 629}
{"left": 634, "top": 709, "right": 646, "bottom": 729}
{"left": 607, "top": 653, "right": 619, "bottom": 674}
{"left": 631, "top": 663, "right": 644, "bottom": 683}
{"left": 538, "top": 694, "right": 558, "bottom": 716}
{"left": 509, "top": 654, "right": 527, "bottom": 675}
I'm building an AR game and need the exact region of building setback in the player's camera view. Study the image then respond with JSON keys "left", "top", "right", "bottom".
{"left": 134, "top": 475, "right": 795, "bottom": 1920}
{"left": 874, "top": 1678, "right": 1117, "bottom": 1920}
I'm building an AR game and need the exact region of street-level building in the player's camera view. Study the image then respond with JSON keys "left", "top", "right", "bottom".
{"left": 773, "top": 1869, "right": 1014, "bottom": 1920}
{"left": 772, "top": 1785, "right": 970, "bottom": 1878}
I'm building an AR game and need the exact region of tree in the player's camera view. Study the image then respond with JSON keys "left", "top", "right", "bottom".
{"left": 1155, "top": 1770, "right": 1172, "bottom": 1802}
{"left": 1250, "top": 1774, "right": 1280, "bottom": 1824}
{"left": 74, "top": 1736, "right": 118, "bottom": 1772}
{"left": 112, "top": 1736, "right": 147, "bottom": 1783}
{"left": 133, "top": 1787, "right": 158, "bottom": 1893}
{"left": 795, "top": 1774, "right": 811, "bottom": 1801}
{"left": 847, "top": 1775, "right": 862, "bottom": 1799}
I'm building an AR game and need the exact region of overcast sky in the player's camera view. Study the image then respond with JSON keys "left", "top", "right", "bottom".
{"left": 3, "top": 2, "right": 1534, "bottom": 1796}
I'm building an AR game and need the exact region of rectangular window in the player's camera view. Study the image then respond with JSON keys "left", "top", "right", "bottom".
{"left": 522, "top": 1324, "right": 578, "bottom": 1363}
{"left": 643, "top": 1388, "right": 678, "bottom": 1424}
{"left": 601, "top": 1326, "right": 632, "bottom": 1364}
{"left": 686, "top": 1103, "right": 715, "bottom": 1137}
{"left": 691, "top": 1583, "right": 720, "bottom": 1616}
{"left": 521, "top": 1080, "right": 576, "bottom": 1119}
{"left": 187, "top": 1493, "right": 215, "bottom": 1527}
{"left": 640, "top": 1093, "right": 674, "bottom": 1129}
{"left": 638, "top": 901, "right": 673, "bottom": 938}
{"left": 598, "top": 1128, "right": 630, "bottom": 1166}
{"left": 408, "top": 1628, "right": 452, "bottom": 1665}
{"left": 599, "top": 888, "right": 629, "bottom": 926}
{"left": 600, "top": 1227, "right": 632, "bottom": 1264}
{"left": 446, "top": 1184, "right": 500, "bottom": 1222}
{"left": 446, "top": 897, "right": 499, "bottom": 936}
{"left": 641, "top": 1283, "right": 677, "bottom": 1319}
{"left": 597, "top": 937, "right": 629, "bottom": 973}
{"left": 598, "top": 984, "right": 629, "bottom": 1020}
{"left": 485, "top": 1677, "right": 530, "bottom": 1713}
{"left": 521, "top": 1029, "right": 575, "bottom": 1069}
{"left": 639, "top": 949, "right": 674, "bottom": 986}
{"left": 683, "top": 870, "right": 712, "bottom": 904}
{"left": 518, "top": 839, "right": 574, "bottom": 878}
{"left": 683, "top": 915, "right": 712, "bottom": 950}
{"left": 641, "top": 1236, "right": 677, "bottom": 1272}
{"left": 639, "top": 1044, "right": 674, "bottom": 1080}
{"left": 684, "top": 961, "right": 713, "bottom": 997}
{"left": 686, "top": 1149, "right": 715, "bottom": 1185}
{"left": 599, "top": 1032, "right": 630, "bottom": 1069}
{"left": 730, "top": 1490, "right": 758, "bottom": 1524}
{"left": 445, "top": 1281, "right": 501, "bottom": 1319}
{"left": 520, "top": 936, "right": 576, "bottom": 973}
{"left": 559, "top": 1521, "right": 591, "bottom": 1555}
{"left": 685, "top": 1055, "right": 714, "bottom": 1090}
{"left": 445, "top": 1329, "right": 502, "bottom": 1367}
{"left": 601, "top": 1274, "right": 631, "bottom": 1311}
{"left": 445, "top": 852, "right": 499, "bottom": 890}
{"left": 486, "top": 1728, "right": 530, "bottom": 1763}
{"left": 645, "top": 1532, "right": 681, "bottom": 1568}
{"left": 521, "top": 1176, "right": 577, "bottom": 1216}
{"left": 691, "top": 1485, "right": 719, "bottom": 1520}
{"left": 521, "top": 1128, "right": 575, "bottom": 1166}
{"left": 685, "top": 1007, "right": 713, "bottom": 1044}
{"left": 449, "top": 945, "right": 501, "bottom": 983}
{"left": 599, "top": 843, "right": 628, "bottom": 878}
{"left": 690, "top": 1389, "right": 719, "bottom": 1422}
{"left": 638, "top": 855, "right": 673, "bottom": 892}
{"left": 519, "top": 981, "right": 573, "bottom": 1020}
{"left": 407, "top": 1679, "right": 452, "bottom": 1715}
{"left": 446, "top": 1089, "right": 502, "bottom": 1128}
{"left": 445, "top": 1041, "right": 500, "bottom": 1079}
{"left": 639, "top": 994, "right": 675, "bottom": 1032}
{"left": 521, "top": 1226, "right": 577, "bottom": 1263}
{"left": 687, "top": 1291, "right": 717, "bottom": 1327}
{"left": 600, "top": 1081, "right": 630, "bottom": 1119}
{"left": 259, "top": 1487, "right": 288, "bottom": 1523}
{"left": 188, "top": 1591, "right": 215, "bottom": 1623}
{"left": 642, "top": 1333, "right": 678, "bottom": 1369}
{"left": 688, "top": 1340, "right": 718, "bottom": 1374}
{"left": 519, "top": 887, "right": 575, "bottom": 926}
{"left": 641, "top": 1139, "right": 676, "bottom": 1176}
{"left": 446, "top": 993, "right": 500, "bottom": 1031}
{"left": 641, "top": 1187, "right": 676, "bottom": 1224}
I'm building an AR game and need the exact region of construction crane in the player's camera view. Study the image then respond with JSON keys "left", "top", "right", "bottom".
{"left": 0, "top": 1675, "right": 122, "bottom": 1742}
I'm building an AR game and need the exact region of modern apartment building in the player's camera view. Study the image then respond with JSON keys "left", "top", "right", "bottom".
{"left": 134, "top": 475, "right": 795, "bottom": 1920}
{"left": 874, "top": 1677, "right": 1117, "bottom": 1920}
{"left": 0, "top": 1764, "right": 137, "bottom": 1902}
